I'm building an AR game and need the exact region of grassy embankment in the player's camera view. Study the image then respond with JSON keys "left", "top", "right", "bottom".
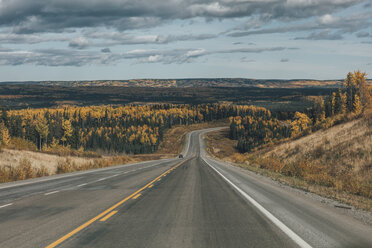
{"left": 205, "top": 111, "right": 372, "bottom": 211}
{"left": 0, "top": 119, "right": 227, "bottom": 183}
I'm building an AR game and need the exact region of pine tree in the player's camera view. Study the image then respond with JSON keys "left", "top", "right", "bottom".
{"left": 344, "top": 72, "right": 356, "bottom": 112}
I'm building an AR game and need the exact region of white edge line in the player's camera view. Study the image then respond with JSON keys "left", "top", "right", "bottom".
{"left": 76, "top": 183, "right": 87, "bottom": 187}
{"left": 44, "top": 190, "right": 59, "bottom": 196}
{"left": 202, "top": 157, "right": 313, "bottom": 248}
{"left": 184, "top": 132, "right": 192, "bottom": 157}
{"left": 0, "top": 203, "right": 13, "bottom": 208}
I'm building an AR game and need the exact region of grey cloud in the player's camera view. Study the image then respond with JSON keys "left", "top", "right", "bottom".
{"left": 0, "top": 48, "right": 121, "bottom": 66}
{"left": 216, "top": 47, "right": 289, "bottom": 54}
{"left": 101, "top": 48, "right": 111, "bottom": 53}
{"left": 0, "top": 33, "right": 68, "bottom": 44}
{"left": 0, "top": 46, "right": 12, "bottom": 52}
{"left": 280, "top": 58, "right": 289, "bottom": 62}
{"left": 0, "top": 0, "right": 364, "bottom": 34}
{"left": 295, "top": 30, "right": 343, "bottom": 40}
{"left": 241, "top": 57, "right": 255, "bottom": 63}
{"left": 122, "top": 48, "right": 208, "bottom": 64}
{"left": 0, "top": 45, "right": 292, "bottom": 66}
{"left": 356, "top": 31, "right": 370, "bottom": 37}
{"left": 83, "top": 32, "right": 218, "bottom": 46}
{"left": 229, "top": 11, "right": 372, "bottom": 37}
{"left": 124, "top": 46, "right": 292, "bottom": 64}
{"left": 68, "top": 37, "right": 89, "bottom": 49}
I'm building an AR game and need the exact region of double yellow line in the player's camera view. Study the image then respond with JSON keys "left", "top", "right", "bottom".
{"left": 46, "top": 160, "right": 187, "bottom": 248}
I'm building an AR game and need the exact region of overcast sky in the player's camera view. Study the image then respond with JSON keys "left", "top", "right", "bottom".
{"left": 0, "top": 0, "right": 371, "bottom": 81}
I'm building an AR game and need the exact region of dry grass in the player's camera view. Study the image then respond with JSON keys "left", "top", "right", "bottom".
{"left": 205, "top": 116, "right": 372, "bottom": 211}
{"left": 204, "top": 128, "right": 237, "bottom": 159}
{"left": 55, "top": 156, "right": 136, "bottom": 174}
{"left": 0, "top": 148, "right": 137, "bottom": 182}
{"left": 0, "top": 149, "right": 96, "bottom": 175}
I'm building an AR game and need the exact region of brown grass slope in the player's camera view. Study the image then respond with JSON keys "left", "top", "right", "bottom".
{"left": 206, "top": 112, "right": 372, "bottom": 211}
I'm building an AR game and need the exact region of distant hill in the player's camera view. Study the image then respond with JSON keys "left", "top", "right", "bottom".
{"left": 3, "top": 78, "right": 370, "bottom": 88}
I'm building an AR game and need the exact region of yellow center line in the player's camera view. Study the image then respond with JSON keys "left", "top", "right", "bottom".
{"left": 45, "top": 159, "right": 186, "bottom": 248}
{"left": 132, "top": 193, "right": 141, "bottom": 200}
{"left": 148, "top": 184, "right": 154, "bottom": 188}
{"left": 100, "top": 211, "right": 118, "bottom": 222}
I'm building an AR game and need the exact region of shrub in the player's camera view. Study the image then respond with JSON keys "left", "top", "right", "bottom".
{"left": 7, "top": 138, "right": 37, "bottom": 151}
{"left": 36, "top": 165, "right": 50, "bottom": 177}
{"left": 56, "top": 159, "right": 73, "bottom": 174}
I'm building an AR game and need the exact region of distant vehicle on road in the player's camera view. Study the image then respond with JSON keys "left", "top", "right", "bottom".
{"left": 179, "top": 154, "right": 183, "bottom": 159}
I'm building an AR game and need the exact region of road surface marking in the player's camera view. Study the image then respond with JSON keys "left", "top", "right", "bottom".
{"left": 97, "top": 177, "right": 107, "bottom": 181}
{"left": 148, "top": 184, "right": 154, "bottom": 188}
{"left": 77, "top": 183, "right": 87, "bottom": 187}
{"left": 0, "top": 203, "right": 13, "bottom": 208}
{"left": 44, "top": 191, "right": 59, "bottom": 196}
{"left": 46, "top": 159, "right": 187, "bottom": 248}
{"left": 203, "top": 158, "right": 313, "bottom": 248}
{"left": 132, "top": 194, "right": 141, "bottom": 199}
{"left": 100, "top": 211, "right": 118, "bottom": 222}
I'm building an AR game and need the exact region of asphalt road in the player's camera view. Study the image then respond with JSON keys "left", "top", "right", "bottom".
{"left": 0, "top": 129, "right": 371, "bottom": 248}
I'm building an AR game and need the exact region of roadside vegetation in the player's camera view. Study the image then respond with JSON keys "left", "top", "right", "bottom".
{"left": 0, "top": 117, "right": 226, "bottom": 183}
{"left": 207, "top": 71, "right": 372, "bottom": 210}
{"left": 0, "top": 104, "right": 252, "bottom": 155}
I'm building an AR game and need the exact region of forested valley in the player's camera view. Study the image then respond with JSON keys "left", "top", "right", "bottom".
{"left": 0, "top": 104, "right": 264, "bottom": 155}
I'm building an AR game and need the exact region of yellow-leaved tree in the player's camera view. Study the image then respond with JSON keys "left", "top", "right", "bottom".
{"left": 291, "top": 112, "right": 312, "bottom": 138}
{"left": 61, "top": 119, "right": 73, "bottom": 147}
{"left": 353, "top": 94, "right": 362, "bottom": 115}
{"left": 34, "top": 116, "right": 49, "bottom": 150}
{"left": 0, "top": 122, "right": 10, "bottom": 145}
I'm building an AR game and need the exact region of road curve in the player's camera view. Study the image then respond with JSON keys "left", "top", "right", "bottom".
{"left": 0, "top": 128, "right": 371, "bottom": 248}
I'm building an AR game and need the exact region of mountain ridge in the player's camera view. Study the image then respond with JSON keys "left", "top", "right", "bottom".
{"left": 1, "top": 78, "right": 363, "bottom": 88}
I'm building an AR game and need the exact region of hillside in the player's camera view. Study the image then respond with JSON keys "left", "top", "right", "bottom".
{"left": 206, "top": 112, "right": 372, "bottom": 210}
{"left": 266, "top": 117, "right": 371, "bottom": 176}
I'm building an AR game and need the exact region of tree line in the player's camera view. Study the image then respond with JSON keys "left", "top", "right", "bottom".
{"left": 309, "top": 70, "right": 370, "bottom": 125}
{"left": 0, "top": 104, "right": 262, "bottom": 154}
{"left": 229, "top": 106, "right": 291, "bottom": 153}
{"left": 230, "top": 71, "right": 371, "bottom": 153}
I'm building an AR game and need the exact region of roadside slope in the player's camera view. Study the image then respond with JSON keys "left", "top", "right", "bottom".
{"left": 205, "top": 114, "right": 372, "bottom": 211}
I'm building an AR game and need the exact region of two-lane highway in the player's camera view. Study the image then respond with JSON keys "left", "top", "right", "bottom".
{"left": 0, "top": 129, "right": 371, "bottom": 247}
